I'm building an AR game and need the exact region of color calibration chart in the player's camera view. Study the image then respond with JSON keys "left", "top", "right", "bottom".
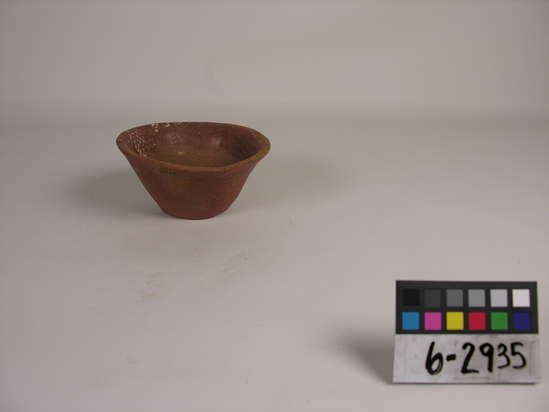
{"left": 393, "top": 281, "right": 540, "bottom": 383}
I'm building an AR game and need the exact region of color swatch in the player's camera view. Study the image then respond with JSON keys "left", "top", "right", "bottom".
{"left": 396, "top": 281, "right": 538, "bottom": 334}
{"left": 394, "top": 280, "right": 540, "bottom": 384}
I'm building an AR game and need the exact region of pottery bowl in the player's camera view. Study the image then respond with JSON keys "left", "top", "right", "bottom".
{"left": 116, "top": 122, "right": 270, "bottom": 219}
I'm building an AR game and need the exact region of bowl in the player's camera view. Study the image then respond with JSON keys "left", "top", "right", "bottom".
{"left": 116, "top": 122, "right": 270, "bottom": 219}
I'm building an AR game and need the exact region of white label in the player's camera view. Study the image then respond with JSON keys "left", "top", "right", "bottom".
{"left": 393, "top": 334, "right": 540, "bottom": 383}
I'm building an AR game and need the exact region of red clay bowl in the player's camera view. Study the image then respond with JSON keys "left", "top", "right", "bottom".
{"left": 116, "top": 122, "right": 270, "bottom": 219}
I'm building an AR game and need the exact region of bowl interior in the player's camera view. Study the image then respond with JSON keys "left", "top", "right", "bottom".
{"left": 119, "top": 123, "right": 268, "bottom": 168}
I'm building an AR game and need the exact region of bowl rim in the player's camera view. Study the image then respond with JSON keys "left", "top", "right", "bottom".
{"left": 116, "top": 122, "right": 271, "bottom": 173}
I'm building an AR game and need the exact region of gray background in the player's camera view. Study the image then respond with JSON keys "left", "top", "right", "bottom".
{"left": 1, "top": 1, "right": 548, "bottom": 411}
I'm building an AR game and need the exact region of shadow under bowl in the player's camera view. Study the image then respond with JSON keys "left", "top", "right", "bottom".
{"left": 116, "top": 122, "right": 271, "bottom": 219}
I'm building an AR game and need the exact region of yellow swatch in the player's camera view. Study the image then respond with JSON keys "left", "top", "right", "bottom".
{"left": 446, "top": 312, "right": 464, "bottom": 330}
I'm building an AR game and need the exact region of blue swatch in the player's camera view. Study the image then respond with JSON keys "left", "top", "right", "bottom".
{"left": 402, "top": 312, "right": 420, "bottom": 330}
{"left": 513, "top": 312, "right": 530, "bottom": 331}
